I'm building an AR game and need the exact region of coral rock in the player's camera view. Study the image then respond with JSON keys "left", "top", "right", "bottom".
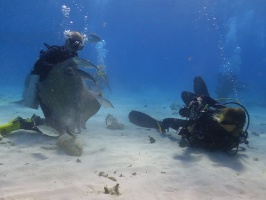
{"left": 57, "top": 133, "right": 83, "bottom": 156}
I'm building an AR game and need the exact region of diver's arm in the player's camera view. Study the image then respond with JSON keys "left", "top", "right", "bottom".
{"left": 33, "top": 60, "right": 51, "bottom": 74}
{"left": 32, "top": 46, "right": 62, "bottom": 75}
{"left": 162, "top": 118, "right": 187, "bottom": 131}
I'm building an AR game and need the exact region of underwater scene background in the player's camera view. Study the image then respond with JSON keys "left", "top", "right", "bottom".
{"left": 1, "top": 0, "right": 266, "bottom": 106}
{"left": 1, "top": 1, "right": 266, "bottom": 199}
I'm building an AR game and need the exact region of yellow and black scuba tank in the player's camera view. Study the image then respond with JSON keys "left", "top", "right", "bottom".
{"left": 221, "top": 100, "right": 250, "bottom": 155}
{"left": 179, "top": 98, "right": 250, "bottom": 155}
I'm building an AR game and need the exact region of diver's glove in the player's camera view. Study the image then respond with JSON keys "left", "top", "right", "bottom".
{"left": 179, "top": 96, "right": 204, "bottom": 119}
{"left": 179, "top": 106, "right": 190, "bottom": 118}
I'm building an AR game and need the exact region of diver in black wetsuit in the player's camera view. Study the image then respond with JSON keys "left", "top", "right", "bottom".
{"left": 32, "top": 31, "right": 84, "bottom": 82}
{"left": 0, "top": 31, "right": 86, "bottom": 137}
{"left": 23, "top": 31, "right": 85, "bottom": 115}
{"left": 0, "top": 31, "right": 102, "bottom": 137}
{"left": 128, "top": 76, "right": 249, "bottom": 154}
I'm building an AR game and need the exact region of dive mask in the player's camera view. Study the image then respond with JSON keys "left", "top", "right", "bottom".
{"left": 69, "top": 39, "right": 84, "bottom": 51}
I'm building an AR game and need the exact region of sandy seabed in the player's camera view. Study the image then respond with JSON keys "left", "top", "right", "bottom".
{"left": 0, "top": 92, "right": 266, "bottom": 200}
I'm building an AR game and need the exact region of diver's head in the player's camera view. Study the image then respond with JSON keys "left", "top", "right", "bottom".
{"left": 65, "top": 31, "right": 84, "bottom": 52}
{"left": 214, "top": 107, "right": 246, "bottom": 135}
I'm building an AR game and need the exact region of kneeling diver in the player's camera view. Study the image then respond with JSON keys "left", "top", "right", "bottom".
{"left": 128, "top": 76, "right": 249, "bottom": 155}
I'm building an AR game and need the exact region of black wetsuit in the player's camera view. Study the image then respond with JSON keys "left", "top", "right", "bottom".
{"left": 32, "top": 45, "right": 77, "bottom": 82}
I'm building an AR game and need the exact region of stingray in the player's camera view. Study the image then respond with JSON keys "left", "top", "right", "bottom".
{"left": 37, "top": 58, "right": 101, "bottom": 134}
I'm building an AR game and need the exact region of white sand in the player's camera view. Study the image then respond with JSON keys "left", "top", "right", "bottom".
{"left": 1, "top": 94, "right": 266, "bottom": 200}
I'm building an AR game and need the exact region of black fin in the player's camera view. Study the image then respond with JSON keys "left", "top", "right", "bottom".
{"left": 193, "top": 76, "right": 210, "bottom": 96}
{"left": 129, "top": 110, "right": 161, "bottom": 131}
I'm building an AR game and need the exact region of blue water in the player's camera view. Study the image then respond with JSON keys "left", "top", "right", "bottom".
{"left": 1, "top": 2, "right": 266, "bottom": 199}
{"left": 1, "top": 0, "right": 266, "bottom": 106}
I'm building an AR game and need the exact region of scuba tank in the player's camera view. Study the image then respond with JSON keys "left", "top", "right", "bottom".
{"left": 23, "top": 74, "right": 40, "bottom": 109}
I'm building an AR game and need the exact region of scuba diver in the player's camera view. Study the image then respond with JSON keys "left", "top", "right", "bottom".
{"left": 128, "top": 76, "right": 249, "bottom": 155}
{"left": 0, "top": 31, "right": 85, "bottom": 137}
{"left": 23, "top": 31, "right": 86, "bottom": 110}
{"left": 0, "top": 31, "right": 102, "bottom": 138}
